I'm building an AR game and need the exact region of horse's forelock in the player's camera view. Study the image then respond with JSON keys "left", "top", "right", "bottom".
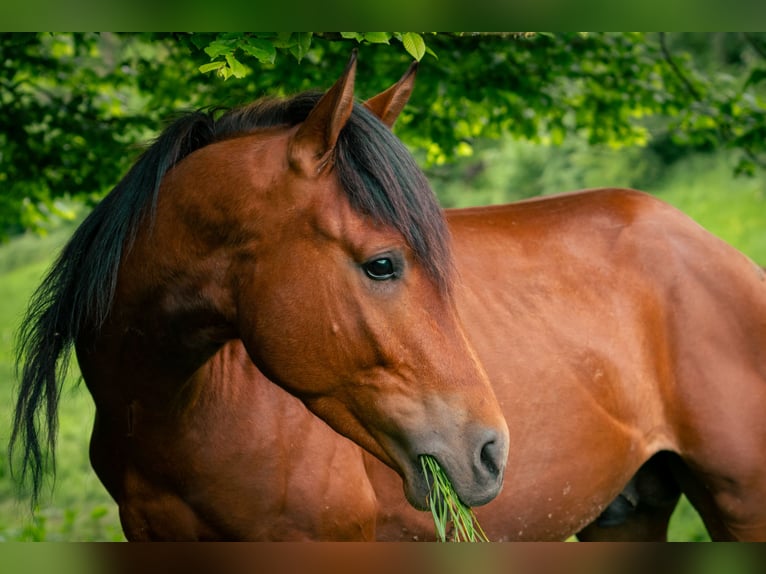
{"left": 335, "top": 105, "right": 453, "bottom": 292}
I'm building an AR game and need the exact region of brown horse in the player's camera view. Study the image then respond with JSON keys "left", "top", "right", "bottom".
{"left": 9, "top": 53, "right": 510, "bottom": 540}
{"left": 11, "top": 55, "right": 766, "bottom": 541}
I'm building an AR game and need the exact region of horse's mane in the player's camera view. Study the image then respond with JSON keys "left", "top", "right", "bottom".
{"left": 9, "top": 91, "right": 451, "bottom": 505}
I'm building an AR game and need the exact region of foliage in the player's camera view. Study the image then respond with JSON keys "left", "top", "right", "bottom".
{"left": 186, "top": 32, "right": 434, "bottom": 79}
{"left": 0, "top": 33, "right": 198, "bottom": 238}
{"left": 656, "top": 33, "right": 766, "bottom": 177}
{"left": 2, "top": 32, "right": 766, "bottom": 238}
{"left": 183, "top": 32, "right": 766, "bottom": 170}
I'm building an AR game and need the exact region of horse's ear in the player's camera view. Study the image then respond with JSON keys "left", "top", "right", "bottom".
{"left": 363, "top": 61, "right": 418, "bottom": 128}
{"left": 289, "top": 51, "right": 357, "bottom": 176}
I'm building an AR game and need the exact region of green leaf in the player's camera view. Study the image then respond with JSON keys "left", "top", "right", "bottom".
{"left": 362, "top": 32, "right": 391, "bottom": 44}
{"left": 271, "top": 32, "right": 294, "bottom": 49}
{"left": 240, "top": 38, "right": 277, "bottom": 64}
{"left": 203, "top": 38, "right": 237, "bottom": 59}
{"left": 225, "top": 54, "right": 248, "bottom": 78}
{"left": 340, "top": 32, "right": 363, "bottom": 40}
{"left": 289, "top": 32, "right": 313, "bottom": 62}
{"left": 199, "top": 61, "right": 226, "bottom": 74}
{"left": 402, "top": 32, "right": 426, "bottom": 61}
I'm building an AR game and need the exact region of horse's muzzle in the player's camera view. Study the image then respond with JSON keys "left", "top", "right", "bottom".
{"left": 404, "top": 426, "right": 508, "bottom": 510}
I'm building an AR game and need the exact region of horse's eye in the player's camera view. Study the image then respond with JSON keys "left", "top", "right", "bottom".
{"left": 363, "top": 257, "right": 396, "bottom": 281}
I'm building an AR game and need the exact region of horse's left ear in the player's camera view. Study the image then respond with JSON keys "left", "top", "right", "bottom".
{"left": 289, "top": 51, "right": 357, "bottom": 176}
{"left": 364, "top": 61, "right": 418, "bottom": 128}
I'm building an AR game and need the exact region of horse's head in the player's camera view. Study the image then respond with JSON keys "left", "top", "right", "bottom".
{"left": 168, "top": 54, "right": 509, "bottom": 509}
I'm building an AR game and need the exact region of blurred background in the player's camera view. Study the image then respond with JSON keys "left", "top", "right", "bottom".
{"left": 1, "top": 32, "right": 764, "bottom": 541}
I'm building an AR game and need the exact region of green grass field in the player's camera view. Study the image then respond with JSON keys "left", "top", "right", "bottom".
{"left": 0, "top": 227, "right": 125, "bottom": 541}
{"left": 0, "top": 149, "right": 763, "bottom": 541}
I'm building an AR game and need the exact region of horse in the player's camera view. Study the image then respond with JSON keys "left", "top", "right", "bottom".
{"left": 9, "top": 53, "right": 510, "bottom": 540}
{"left": 11, "top": 54, "right": 766, "bottom": 541}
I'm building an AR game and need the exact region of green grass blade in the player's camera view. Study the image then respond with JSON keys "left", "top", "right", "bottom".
{"left": 419, "top": 455, "right": 489, "bottom": 542}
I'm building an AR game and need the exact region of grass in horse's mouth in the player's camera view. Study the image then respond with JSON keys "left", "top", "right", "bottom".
{"left": 419, "top": 455, "right": 489, "bottom": 542}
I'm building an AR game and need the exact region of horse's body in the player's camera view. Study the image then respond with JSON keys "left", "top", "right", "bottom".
{"left": 11, "top": 56, "right": 766, "bottom": 541}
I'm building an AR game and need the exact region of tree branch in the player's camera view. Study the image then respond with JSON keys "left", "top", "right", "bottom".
{"left": 658, "top": 32, "right": 702, "bottom": 101}
{"left": 659, "top": 33, "right": 766, "bottom": 171}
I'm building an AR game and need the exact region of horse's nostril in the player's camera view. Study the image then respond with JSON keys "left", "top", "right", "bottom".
{"left": 480, "top": 437, "right": 502, "bottom": 478}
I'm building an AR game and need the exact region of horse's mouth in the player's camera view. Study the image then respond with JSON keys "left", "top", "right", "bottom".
{"left": 402, "top": 453, "right": 462, "bottom": 511}
{"left": 403, "top": 455, "right": 437, "bottom": 510}
{"left": 402, "top": 451, "right": 505, "bottom": 511}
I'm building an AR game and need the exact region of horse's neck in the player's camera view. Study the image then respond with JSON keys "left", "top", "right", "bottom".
{"left": 102, "top": 211, "right": 241, "bottom": 378}
{"left": 78, "top": 255, "right": 239, "bottom": 413}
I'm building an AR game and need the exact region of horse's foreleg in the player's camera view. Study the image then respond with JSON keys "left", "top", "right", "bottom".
{"left": 576, "top": 453, "right": 682, "bottom": 542}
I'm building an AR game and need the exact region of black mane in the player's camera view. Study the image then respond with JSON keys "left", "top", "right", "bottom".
{"left": 9, "top": 91, "right": 451, "bottom": 505}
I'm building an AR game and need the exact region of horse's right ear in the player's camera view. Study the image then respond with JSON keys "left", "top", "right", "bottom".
{"left": 289, "top": 51, "right": 358, "bottom": 176}
{"left": 364, "top": 61, "right": 418, "bottom": 128}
